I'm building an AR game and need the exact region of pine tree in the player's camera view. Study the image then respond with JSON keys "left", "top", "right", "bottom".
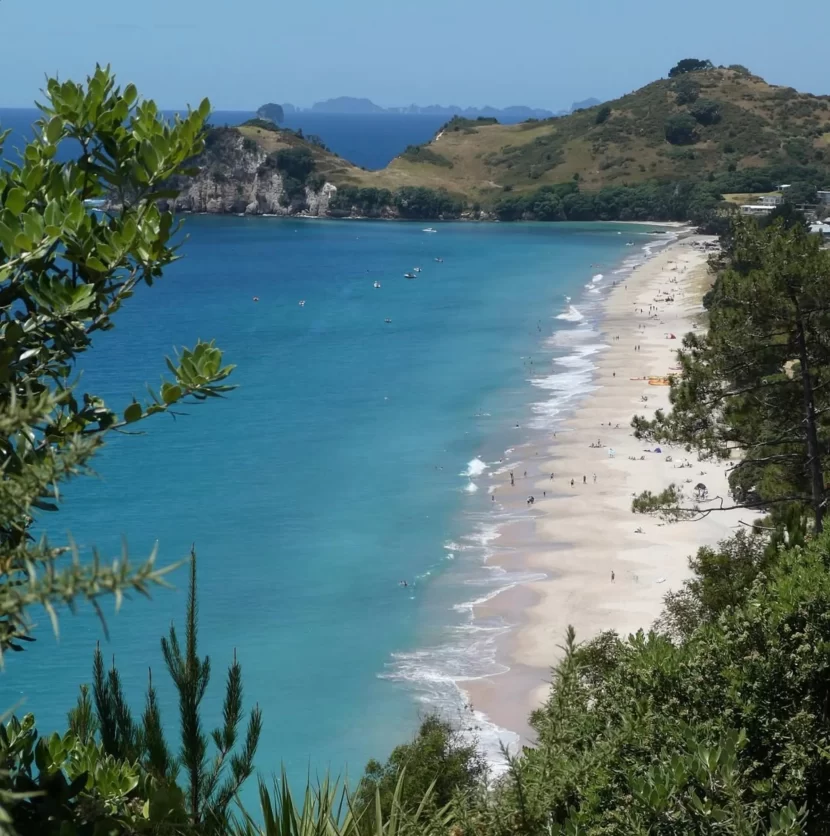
{"left": 633, "top": 217, "right": 830, "bottom": 533}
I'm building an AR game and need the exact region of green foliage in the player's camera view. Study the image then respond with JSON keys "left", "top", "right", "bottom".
{"left": 594, "top": 104, "right": 611, "bottom": 125}
{"left": 274, "top": 147, "right": 315, "bottom": 182}
{"left": 633, "top": 218, "right": 830, "bottom": 532}
{"left": 234, "top": 768, "right": 453, "bottom": 836}
{"left": 392, "top": 187, "right": 461, "bottom": 219}
{"left": 674, "top": 77, "right": 701, "bottom": 105}
{"left": 0, "top": 67, "right": 234, "bottom": 665}
{"left": 495, "top": 179, "right": 720, "bottom": 223}
{"left": 328, "top": 186, "right": 393, "bottom": 218}
{"left": 399, "top": 146, "right": 453, "bottom": 168}
{"left": 669, "top": 57, "right": 714, "bottom": 77}
{"left": 664, "top": 112, "right": 699, "bottom": 145}
{"left": 442, "top": 116, "right": 498, "bottom": 134}
{"left": 354, "top": 715, "right": 484, "bottom": 831}
{"left": 1, "top": 552, "right": 259, "bottom": 834}
{"left": 690, "top": 98, "right": 722, "bottom": 125}
{"left": 487, "top": 533, "right": 830, "bottom": 833}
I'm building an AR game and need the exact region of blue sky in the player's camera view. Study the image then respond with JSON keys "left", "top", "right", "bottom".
{"left": 2, "top": 0, "right": 828, "bottom": 110}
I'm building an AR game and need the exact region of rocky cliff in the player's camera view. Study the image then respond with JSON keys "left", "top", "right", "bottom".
{"left": 170, "top": 128, "right": 336, "bottom": 216}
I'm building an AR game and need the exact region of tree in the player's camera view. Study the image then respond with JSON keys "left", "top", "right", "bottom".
{"left": 632, "top": 218, "right": 830, "bottom": 533}
{"left": 354, "top": 714, "right": 485, "bottom": 831}
{"left": 4, "top": 551, "right": 261, "bottom": 835}
{"left": 594, "top": 104, "right": 611, "bottom": 125}
{"left": 690, "top": 99, "right": 722, "bottom": 126}
{"left": 669, "top": 58, "right": 714, "bottom": 77}
{"left": 0, "top": 66, "right": 236, "bottom": 666}
{"left": 664, "top": 113, "right": 699, "bottom": 145}
{"left": 674, "top": 77, "right": 701, "bottom": 105}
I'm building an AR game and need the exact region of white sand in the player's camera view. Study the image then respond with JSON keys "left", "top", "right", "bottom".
{"left": 465, "top": 235, "right": 745, "bottom": 740}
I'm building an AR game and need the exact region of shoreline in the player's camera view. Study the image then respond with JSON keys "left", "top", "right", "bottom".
{"left": 464, "top": 233, "right": 745, "bottom": 744}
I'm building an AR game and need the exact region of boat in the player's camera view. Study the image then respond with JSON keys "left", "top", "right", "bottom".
{"left": 434, "top": 257, "right": 443, "bottom": 263}
{"left": 384, "top": 318, "right": 392, "bottom": 323}
{"left": 404, "top": 273, "right": 416, "bottom": 279}
{"left": 373, "top": 281, "right": 381, "bottom": 288}
{"left": 422, "top": 227, "right": 437, "bottom": 233}
{"left": 298, "top": 300, "right": 306, "bottom": 306}
{"left": 413, "top": 267, "right": 421, "bottom": 272}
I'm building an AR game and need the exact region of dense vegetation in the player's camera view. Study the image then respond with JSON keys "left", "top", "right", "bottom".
{"left": 7, "top": 69, "right": 830, "bottom": 836}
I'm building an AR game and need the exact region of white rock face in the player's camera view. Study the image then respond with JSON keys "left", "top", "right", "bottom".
{"left": 171, "top": 130, "right": 334, "bottom": 217}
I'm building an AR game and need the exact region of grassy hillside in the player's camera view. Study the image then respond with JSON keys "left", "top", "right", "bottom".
{"left": 213, "top": 67, "right": 830, "bottom": 220}
{"left": 366, "top": 67, "right": 830, "bottom": 200}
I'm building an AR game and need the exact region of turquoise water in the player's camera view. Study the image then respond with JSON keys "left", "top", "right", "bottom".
{"left": 5, "top": 218, "right": 669, "bottom": 797}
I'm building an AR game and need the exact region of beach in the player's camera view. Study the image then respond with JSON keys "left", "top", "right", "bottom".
{"left": 466, "top": 234, "right": 746, "bottom": 742}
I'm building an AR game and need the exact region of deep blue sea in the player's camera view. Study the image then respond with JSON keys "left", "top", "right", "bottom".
{"left": 0, "top": 104, "right": 674, "bottom": 804}
{"left": 0, "top": 108, "right": 450, "bottom": 170}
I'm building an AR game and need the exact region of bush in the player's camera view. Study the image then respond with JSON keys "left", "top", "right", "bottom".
{"left": 690, "top": 99, "right": 722, "bottom": 125}
{"left": 400, "top": 145, "right": 453, "bottom": 168}
{"left": 274, "top": 146, "right": 315, "bottom": 181}
{"left": 664, "top": 113, "right": 699, "bottom": 145}
{"left": 355, "top": 715, "right": 485, "bottom": 828}
{"left": 595, "top": 104, "right": 612, "bottom": 124}
{"left": 674, "top": 78, "right": 701, "bottom": 105}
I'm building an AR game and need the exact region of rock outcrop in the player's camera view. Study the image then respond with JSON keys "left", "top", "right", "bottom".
{"left": 170, "top": 129, "right": 335, "bottom": 217}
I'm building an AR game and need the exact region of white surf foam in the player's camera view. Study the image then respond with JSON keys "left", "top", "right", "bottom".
{"left": 592, "top": 273, "right": 604, "bottom": 283}
{"left": 464, "top": 481, "right": 479, "bottom": 493}
{"left": 464, "top": 457, "right": 487, "bottom": 477}
{"left": 556, "top": 305, "right": 584, "bottom": 322}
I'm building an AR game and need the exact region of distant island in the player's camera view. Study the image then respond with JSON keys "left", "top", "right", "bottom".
{"left": 274, "top": 97, "right": 601, "bottom": 122}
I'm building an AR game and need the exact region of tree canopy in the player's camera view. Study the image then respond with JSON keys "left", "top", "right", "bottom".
{"left": 669, "top": 58, "right": 715, "bottom": 77}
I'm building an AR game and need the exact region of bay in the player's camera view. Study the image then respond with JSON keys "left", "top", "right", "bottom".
{"left": 1, "top": 212, "right": 665, "bottom": 799}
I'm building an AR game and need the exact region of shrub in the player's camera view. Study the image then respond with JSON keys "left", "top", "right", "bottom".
{"left": 664, "top": 113, "right": 699, "bottom": 145}
{"left": 690, "top": 99, "right": 722, "bottom": 125}
{"left": 274, "top": 146, "right": 315, "bottom": 181}
{"left": 674, "top": 78, "right": 700, "bottom": 105}
{"left": 595, "top": 104, "right": 612, "bottom": 124}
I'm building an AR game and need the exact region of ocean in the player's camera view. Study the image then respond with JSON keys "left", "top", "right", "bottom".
{"left": 1, "top": 108, "right": 451, "bottom": 170}
{"left": 1, "top": 214, "right": 673, "bottom": 805}
{"left": 0, "top": 103, "right": 673, "bottom": 801}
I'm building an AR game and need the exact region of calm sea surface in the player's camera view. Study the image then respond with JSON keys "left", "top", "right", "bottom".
{"left": 1, "top": 108, "right": 450, "bottom": 170}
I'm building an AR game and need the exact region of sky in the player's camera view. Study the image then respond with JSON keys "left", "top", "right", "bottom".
{"left": 1, "top": 0, "right": 829, "bottom": 111}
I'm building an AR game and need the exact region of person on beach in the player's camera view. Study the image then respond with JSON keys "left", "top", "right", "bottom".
{"left": 570, "top": 478, "right": 574, "bottom": 487}
{"left": 611, "top": 570, "right": 615, "bottom": 582}
{"left": 550, "top": 472, "right": 554, "bottom": 480}
{"left": 593, "top": 473, "right": 597, "bottom": 483}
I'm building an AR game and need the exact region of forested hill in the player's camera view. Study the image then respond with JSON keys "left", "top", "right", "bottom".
{"left": 184, "top": 64, "right": 830, "bottom": 221}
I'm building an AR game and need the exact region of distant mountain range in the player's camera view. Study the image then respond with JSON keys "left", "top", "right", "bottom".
{"left": 277, "top": 97, "right": 601, "bottom": 122}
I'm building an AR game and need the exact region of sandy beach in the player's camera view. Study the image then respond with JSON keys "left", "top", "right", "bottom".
{"left": 467, "top": 234, "right": 746, "bottom": 742}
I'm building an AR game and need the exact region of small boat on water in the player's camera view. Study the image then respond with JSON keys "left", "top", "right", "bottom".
{"left": 423, "top": 227, "right": 437, "bottom": 233}
{"left": 384, "top": 318, "right": 392, "bottom": 323}
{"left": 298, "top": 300, "right": 306, "bottom": 306}
{"left": 404, "top": 273, "right": 416, "bottom": 279}
{"left": 434, "top": 257, "right": 444, "bottom": 263}
{"left": 373, "top": 281, "right": 381, "bottom": 288}
{"left": 413, "top": 267, "right": 421, "bottom": 273}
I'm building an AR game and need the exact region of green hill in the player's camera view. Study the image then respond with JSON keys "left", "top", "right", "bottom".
{"left": 190, "top": 65, "right": 830, "bottom": 221}
{"left": 367, "top": 66, "right": 830, "bottom": 198}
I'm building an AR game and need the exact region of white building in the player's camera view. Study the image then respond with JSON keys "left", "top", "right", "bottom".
{"left": 759, "top": 194, "right": 783, "bottom": 206}
{"left": 809, "top": 222, "right": 830, "bottom": 238}
{"left": 817, "top": 190, "right": 830, "bottom": 205}
{"left": 740, "top": 204, "right": 775, "bottom": 216}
